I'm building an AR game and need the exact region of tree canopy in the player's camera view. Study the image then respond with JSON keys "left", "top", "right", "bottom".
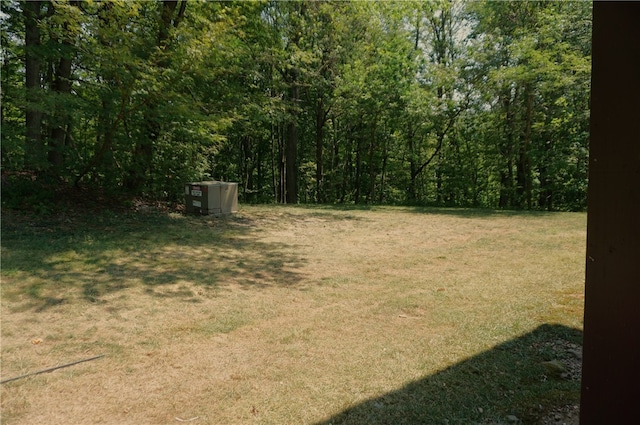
{"left": 1, "top": 0, "right": 591, "bottom": 211}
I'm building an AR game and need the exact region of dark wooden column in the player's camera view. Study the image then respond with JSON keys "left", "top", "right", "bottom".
{"left": 580, "top": 2, "right": 640, "bottom": 423}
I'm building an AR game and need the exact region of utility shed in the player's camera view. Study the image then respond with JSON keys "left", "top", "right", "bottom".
{"left": 184, "top": 181, "right": 238, "bottom": 215}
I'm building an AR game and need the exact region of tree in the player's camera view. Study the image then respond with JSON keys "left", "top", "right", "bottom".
{"left": 123, "top": 0, "right": 187, "bottom": 193}
{"left": 2, "top": 0, "right": 591, "bottom": 210}
{"left": 22, "top": 0, "right": 46, "bottom": 169}
{"left": 466, "top": 0, "right": 591, "bottom": 210}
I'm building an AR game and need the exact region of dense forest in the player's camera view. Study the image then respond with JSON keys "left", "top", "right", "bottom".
{"left": 1, "top": 1, "right": 592, "bottom": 210}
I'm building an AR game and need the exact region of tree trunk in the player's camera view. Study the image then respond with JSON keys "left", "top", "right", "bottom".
{"left": 48, "top": 7, "right": 77, "bottom": 170}
{"left": 354, "top": 125, "right": 363, "bottom": 204}
{"left": 538, "top": 139, "right": 553, "bottom": 211}
{"left": 278, "top": 123, "right": 286, "bottom": 203}
{"left": 285, "top": 79, "right": 299, "bottom": 204}
{"left": 285, "top": 120, "right": 298, "bottom": 203}
{"left": 256, "top": 137, "right": 264, "bottom": 202}
{"left": 270, "top": 122, "right": 279, "bottom": 202}
{"left": 407, "top": 121, "right": 417, "bottom": 203}
{"left": 499, "top": 87, "right": 518, "bottom": 208}
{"left": 538, "top": 165, "right": 552, "bottom": 211}
{"left": 516, "top": 84, "right": 534, "bottom": 209}
{"left": 436, "top": 148, "right": 444, "bottom": 204}
{"left": 315, "top": 98, "right": 327, "bottom": 203}
{"left": 125, "top": 0, "right": 186, "bottom": 194}
{"left": 241, "top": 136, "right": 250, "bottom": 202}
{"left": 499, "top": 165, "right": 514, "bottom": 208}
{"left": 367, "top": 120, "right": 377, "bottom": 203}
{"left": 24, "top": 1, "right": 45, "bottom": 170}
{"left": 340, "top": 128, "right": 352, "bottom": 203}
{"left": 379, "top": 132, "right": 388, "bottom": 204}
{"left": 331, "top": 119, "right": 340, "bottom": 202}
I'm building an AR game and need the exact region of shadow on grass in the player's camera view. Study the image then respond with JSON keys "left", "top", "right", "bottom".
{"left": 403, "top": 207, "right": 565, "bottom": 219}
{"left": 315, "top": 324, "right": 582, "bottom": 425}
{"left": 287, "top": 203, "right": 565, "bottom": 219}
{"left": 1, "top": 211, "right": 307, "bottom": 309}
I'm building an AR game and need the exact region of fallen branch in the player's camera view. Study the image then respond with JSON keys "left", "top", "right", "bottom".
{"left": 0, "top": 354, "right": 105, "bottom": 384}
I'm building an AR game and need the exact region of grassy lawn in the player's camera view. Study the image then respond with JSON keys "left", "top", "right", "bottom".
{"left": 0, "top": 205, "right": 586, "bottom": 424}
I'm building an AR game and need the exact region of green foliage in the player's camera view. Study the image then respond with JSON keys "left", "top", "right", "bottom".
{"left": 464, "top": 1, "right": 591, "bottom": 210}
{"left": 1, "top": 0, "right": 591, "bottom": 210}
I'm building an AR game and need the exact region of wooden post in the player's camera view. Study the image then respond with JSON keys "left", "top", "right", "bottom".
{"left": 580, "top": 2, "right": 640, "bottom": 423}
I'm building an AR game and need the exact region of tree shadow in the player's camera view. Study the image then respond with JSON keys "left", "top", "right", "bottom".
{"left": 1, "top": 211, "right": 308, "bottom": 310}
{"left": 288, "top": 203, "right": 563, "bottom": 219}
{"left": 315, "top": 324, "right": 582, "bottom": 425}
{"left": 402, "top": 206, "right": 562, "bottom": 219}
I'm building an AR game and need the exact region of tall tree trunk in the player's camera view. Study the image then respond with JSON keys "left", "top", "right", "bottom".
{"left": 75, "top": 2, "right": 118, "bottom": 186}
{"left": 241, "top": 136, "right": 250, "bottom": 202}
{"left": 538, "top": 164, "right": 552, "bottom": 211}
{"left": 270, "top": 122, "right": 279, "bottom": 202}
{"left": 285, "top": 81, "right": 299, "bottom": 204}
{"left": 24, "top": 1, "right": 44, "bottom": 170}
{"left": 315, "top": 98, "right": 327, "bottom": 203}
{"left": 499, "top": 164, "right": 514, "bottom": 208}
{"left": 410, "top": 129, "right": 445, "bottom": 204}
{"left": 436, "top": 148, "right": 444, "bottom": 204}
{"left": 278, "top": 123, "right": 286, "bottom": 203}
{"left": 75, "top": 98, "right": 126, "bottom": 187}
{"left": 341, "top": 129, "right": 352, "bottom": 203}
{"left": 48, "top": 2, "right": 78, "bottom": 170}
{"left": 125, "top": 0, "right": 186, "bottom": 194}
{"left": 367, "top": 120, "right": 377, "bottom": 203}
{"left": 538, "top": 139, "right": 553, "bottom": 211}
{"left": 516, "top": 84, "right": 534, "bottom": 209}
{"left": 499, "top": 87, "right": 518, "bottom": 208}
{"left": 354, "top": 126, "right": 363, "bottom": 204}
{"left": 331, "top": 119, "right": 340, "bottom": 202}
{"left": 256, "top": 138, "right": 264, "bottom": 202}
{"left": 407, "top": 121, "right": 417, "bottom": 203}
{"left": 406, "top": 10, "right": 421, "bottom": 204}
{"left": 284, "top": 120, "right": 298, "bottom": 203}
{"left": 379, "top": 133, "right": 388, "bottom": 204}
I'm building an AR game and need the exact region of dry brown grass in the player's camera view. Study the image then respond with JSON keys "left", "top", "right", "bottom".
{"left": 1, "top": 205, "right": 586, "bottom": 424}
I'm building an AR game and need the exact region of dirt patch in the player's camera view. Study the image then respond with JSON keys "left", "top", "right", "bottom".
{"left": 539, "top": 404, "right": 580, "bottom": 425}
